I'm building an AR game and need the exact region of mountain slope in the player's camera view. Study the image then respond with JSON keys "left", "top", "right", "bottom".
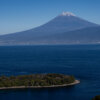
{"left": 0, "top": 26, "right": 100, "bottom": 45}
{"left": 0, "top": 12, "right": 99, "bottom": 45}
{"left": 37, "top": 26, "right": 100, "bottom": 44}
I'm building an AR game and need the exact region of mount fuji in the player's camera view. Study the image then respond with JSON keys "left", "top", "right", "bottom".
{"left": 0, "top": 12, "right": 99, "bottom": 45}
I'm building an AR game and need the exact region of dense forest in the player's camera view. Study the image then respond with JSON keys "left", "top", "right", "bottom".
{"left": 0, "top": 73, "right": 75, "bottom": 87}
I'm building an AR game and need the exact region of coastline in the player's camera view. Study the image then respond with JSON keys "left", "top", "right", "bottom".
{"left": 0, "top": 80, "right": 80, "bottom": 90}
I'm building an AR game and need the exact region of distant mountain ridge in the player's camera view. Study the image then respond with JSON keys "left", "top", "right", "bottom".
{"left": 0, "top": 12, "right": 99, "bottom": 45}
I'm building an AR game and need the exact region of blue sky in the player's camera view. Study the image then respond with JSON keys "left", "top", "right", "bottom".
{"left": 0, "top": 0, "right": 100, "bottom": 34}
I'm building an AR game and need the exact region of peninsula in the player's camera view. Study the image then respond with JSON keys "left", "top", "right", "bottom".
{"left": 0, "top": 73, "right": 80, "bottom": 90}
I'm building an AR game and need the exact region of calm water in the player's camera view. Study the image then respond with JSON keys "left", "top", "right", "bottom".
{"left": 0, "top": 45, "right": 100, "bottom": 100}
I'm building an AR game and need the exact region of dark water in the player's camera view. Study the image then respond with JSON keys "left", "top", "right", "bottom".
{"left": 0, "top": 45, "right": 100, "bottom": 100}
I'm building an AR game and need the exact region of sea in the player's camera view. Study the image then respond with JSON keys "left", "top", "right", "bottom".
{"left": 0, "top": 45, "right": 100, "bottom": 100}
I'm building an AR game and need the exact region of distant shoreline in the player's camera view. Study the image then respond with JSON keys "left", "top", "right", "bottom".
{"left": 0, "top": 80, "right": 80, "bottom": 90}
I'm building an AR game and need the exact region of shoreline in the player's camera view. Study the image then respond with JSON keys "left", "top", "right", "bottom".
{"left": 0, "top": 80, "right": 80, "bottom": 90}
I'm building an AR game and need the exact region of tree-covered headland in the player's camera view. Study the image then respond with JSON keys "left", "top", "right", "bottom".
{"left": 0, "top": 73, "right": 75, "bottom": 87}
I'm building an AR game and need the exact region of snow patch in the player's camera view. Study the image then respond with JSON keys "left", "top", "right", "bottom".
{"left": 61, "top": 12, "right": 76, "bottom": 16}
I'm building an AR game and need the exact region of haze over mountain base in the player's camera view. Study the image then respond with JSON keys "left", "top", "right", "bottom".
{"left": 0, "top": 12, "right": 100, "bottom": 45}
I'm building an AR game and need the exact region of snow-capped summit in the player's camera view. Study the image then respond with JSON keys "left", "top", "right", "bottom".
{"left": 61, "top": 12, "right": 76, "bottom": 16}
{"left": 0, "top": 12, "right": 98, "bottom": 45}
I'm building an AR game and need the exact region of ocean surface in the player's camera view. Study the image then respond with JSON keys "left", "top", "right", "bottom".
{"left": 0, "top": 45, "right": 100, "bottom": 100}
